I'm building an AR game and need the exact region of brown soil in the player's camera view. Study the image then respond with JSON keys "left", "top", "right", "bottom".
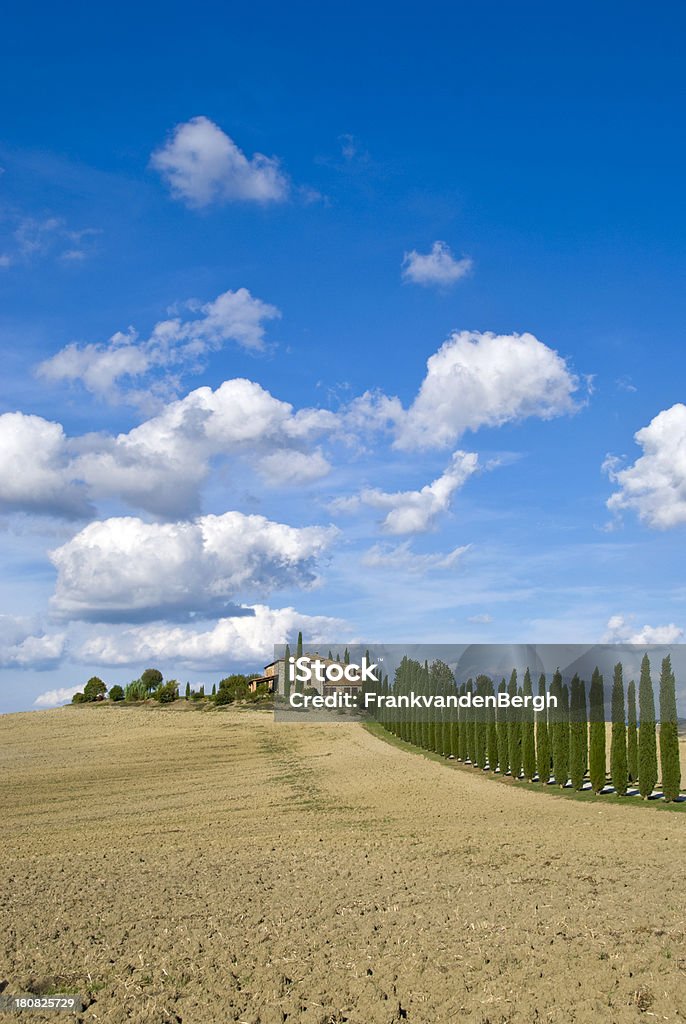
{"left": 1, "top": 705, "right": 685, "bottom": 1024}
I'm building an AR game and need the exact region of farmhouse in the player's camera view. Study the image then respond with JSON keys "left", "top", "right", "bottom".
{"left": 248, "top": 653, "right": 364, "bottom": 699}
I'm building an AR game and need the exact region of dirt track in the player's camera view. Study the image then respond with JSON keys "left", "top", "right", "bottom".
{"left": 1, "top": 705, "right": 685, "bottom": 1023}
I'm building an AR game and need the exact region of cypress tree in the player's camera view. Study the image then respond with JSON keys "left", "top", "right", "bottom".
{"left": 212, "top": 682, "right": 216, "bottom": 697}
{"left": 507, "top": 670, "right": 520, "bottom": 778}
{"left": 456, "top": 683, "right": 465, "bottom": 760}
{"left": 487, "top": 678, "right": 498, "bottom": 771}
{"left": 569, "top": 675, "right": 586, "bottom": 791}
{"left": 474, "top": 675, "right": 489, "bottom": 767}
{"left": 464, "top": 679, "right": 474, "bottom": 762}
{"left": 419, "top": 660, "right": 427, "bottom": 748}
{"left": 589, "top": 667, "right": 606, "bottom": 794}
{"left": 559, "top": 682, "right": 570, "bottom": 786}
{"left": 296, "top": 632, "right": 303, "bottom": 660}
{"left": 522, "top": 668, "right": 536, "bottom": 781}
{"left": 536, "top": 673, "right": 550, "bottom": 784}
{"left": 450, "top": 674, "right": 460, "bottom": 758}
{"left": 496, "top": 679, "right": 508, "bottom": 773}
{"left": 610, "top": 663, "right": 628, "bottom": 797}
{"left": 443, "top": 671, "right": 454, "bottom": 756}
{"left": 283, "top": 643, "right": 291, "bottom": 699}
{"left": 627, "top": 679, "right": 638, "bottom": 784}
{"left": 638, "top": 654, "right": 658, "bottom": 798}
{"left": 185, "top": 681, "right": 190, "bottom": 700}
{"left": 513, "top": 685, "right": 524, "bottom": 779}
{"left": 550, "top": 670, "right": 568, "bottom": 786}
{"left": 659, "top": 655, "right": 681, "bottom": 802}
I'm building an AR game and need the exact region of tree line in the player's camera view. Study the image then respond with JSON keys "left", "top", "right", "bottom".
{"left": 367, "top": 653, "right": 682, "bottom": 802}
{"left": 71, "top": 668, "right": 267, "bottom": 706}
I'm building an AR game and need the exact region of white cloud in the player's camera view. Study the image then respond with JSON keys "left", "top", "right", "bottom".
{"left": 73, "top": 377, "right": 337, "bottom": 517}
{"left": 361, "top": 541, "right": 470, "bottom": 572}
{"left": 49, "top": 512, "right": 338, "bottom": 622}
{"left": 77, "top": 604, "right": 345, "bottom": 668}
{"left": 332, "top": 451, "right": 478, "bottom": 534}
{"left": 34, "top": 686, "right": 80, "bottom": 708}
{"left": 257, "top": 448, "right": 331, "bottom": 485}
{"left": 37, "top": 287, "right": 281, "bottom": 403}
{"left": 605, "top": 404, "right": 686, "bottom": 529}
{"left": 0, "top": 379, "right": 337, "bottom": 519}
{"left": 467, "top": 613, "right": 492, "bottom": 624}
{"left": 402, "top": 241, "right": 473, "bottom": 288}
{"left": 0, "top": 413, "right": 92, "bottom": 518}
{"left": 395, "top": 331, "right": 580, "bottom": 450}
{"left": 151, "top": 116, "right": 289, "bottom": 207}
{"left": 604, "top": 615, "right": 683, "bottom": 645}
{"left": 343, "top": 389, "right": 404, "bottom": 438}
{"left": 0, "top": 216, "right": 99, "bottom": 268}
{"left": 0, "top": 616, "right": 66, "bottom": 668}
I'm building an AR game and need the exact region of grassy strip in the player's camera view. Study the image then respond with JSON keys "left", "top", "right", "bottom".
{"left": 363, "top": 719, "right": 686, "bottom": 813}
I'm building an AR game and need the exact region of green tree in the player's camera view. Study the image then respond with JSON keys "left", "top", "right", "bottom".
{"left": 185, "top": 682, "right": 191, "bottom": 700}
{"left": 71, "top": 691, "right": 86, "bottom": 703}
{"left": 627, "top": 679, "right": 638, "bottom": 784}
{"left": 536, "top": 674, "right": 550, "bottom": 784}
{"left": 474, "top": 675, "right": 490, "bottom": 767}
{"left": 211, "top": 683, "right": 216, "bottom": 697}
{"left": 638, "top": 654, "right": 658, "bottom": 799}
{"left": 108, "top": 684, "right": 124, "bottom": 702}
{"left": 496, "top": 679, "right": 508, "bottom": 774}
{"left": 155, "top": 680, "right": 178, "bottom": 703}
{"left": 486, "top": 678, "right": 498, "bottom": 771}
{"left": 296, "top": 632, "right": 303, "bottom": 659}
{"left": 283, "top": 643, "right": 291, "bottom": 699}
{"left": 589, "top": 668, "right": 606, "bottom": 794}
{"left": 522, "top": 669, "right": 536, "bottom": 781}
{"left": 464, "top": 679, "right": 475, "bottom": 761}
{"left": 83, "top": 676, "right": 107, "bottom": 702}
{"left": 610, "top": 663, "right": 628, "bottom": 797}
{"left": 550, "top": 670, "right": 568, "bottom": 787}
{"left": 569, "top": 675, "right": 587, "bottom": 791}
{"left": 659, "top": 655, "right": 681, "bottom": 802}
{"left": 507, "top": 670, "right": 520, "bottom": 778}
{"left": 141, "top": 668, "right": 163, "bottom": 693}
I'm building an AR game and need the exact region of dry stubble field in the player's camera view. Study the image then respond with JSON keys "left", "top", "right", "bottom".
{"left": 1, "top": 705, "right": 685, "bottom": 1024}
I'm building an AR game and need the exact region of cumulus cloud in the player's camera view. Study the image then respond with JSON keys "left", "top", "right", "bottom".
{"left": 257, "top": 448, "right": 332, "bottom": 485}
{"left": 467, "top": 613, "right": 493, "bottom": 624}
{"left": 73, "top": 378, "right": 337, "bottom": 517}
{"left": 604, "top": 615, "right": 683, "bottom": 645}
{"left": 0, "top": 616, "right": 66, "bottom": 668}
{"left": 331, "top": 451, "right": 478, "bottom": 534}
{"left": 151, "top": 116, "right": 290, "bottom": 207}
{"left": 402, "top": 241, "right": 473, "bottom": 288}
{"left": 34, "top": 686, "right": 80, "bottom": 708}
{"left": 37, "top": 287, "right": 281, "bottom": 403}
{"left": 0, "top": 413, "right": 92, "bottom": 518}
{"left": 361, "top": 541, "right": 470, "bottom": 572}
{"left": 395, "top": 331, "right": 580, "bottom": 450}
{"left": 77, "top": 604, "right": 345, "bottom": 668}
{"left": 604, "top": 404, "right": 686, "bottom": 529}
{"left": 6, "top": 330, "right": 582, "bottom": 520}
{"left": 0, "top": 379, "right": 337, "bottom": 519}
{"left": 49, "top": 512, "right": 338, "bottom": 622}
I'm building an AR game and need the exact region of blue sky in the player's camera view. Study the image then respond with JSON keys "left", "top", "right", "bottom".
{"left": 1, "top": 1, "right": 685, "bottom": 711}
